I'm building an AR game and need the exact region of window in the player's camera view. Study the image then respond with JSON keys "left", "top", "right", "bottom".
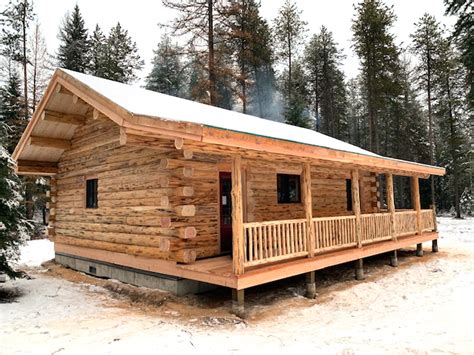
{"left": 346, "top": 179, "right": 353, "bottom": 211}
{"left": 277, "top": 174, "right": 301, "bottom": 203}
{"left": 86, "top": 178, "right": 98, "bottom": 208}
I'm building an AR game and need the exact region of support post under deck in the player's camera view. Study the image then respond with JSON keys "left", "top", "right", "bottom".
{"left": 305, "top": 271, "right": 316, "bottom": 298}
{"left": 355, "top": 258, "right": 365, "bottom": 280}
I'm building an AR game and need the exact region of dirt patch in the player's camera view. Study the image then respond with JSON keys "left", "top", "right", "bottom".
{"left": 32, "top": 247, "right": 459, "bottom": 325}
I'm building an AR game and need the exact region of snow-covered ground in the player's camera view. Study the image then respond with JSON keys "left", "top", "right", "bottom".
{"left": 1, "top": 217, "right": 473, "bottom": 354}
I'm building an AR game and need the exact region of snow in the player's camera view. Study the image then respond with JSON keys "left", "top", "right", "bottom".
{"left": 62, "top": 69, "right": 378, "bottom": 158}
{"left": 17, "top": 239, "right": 55, "bottom": 267}
{"left": 1, "top": 217, "right": 473, "bottom": 354}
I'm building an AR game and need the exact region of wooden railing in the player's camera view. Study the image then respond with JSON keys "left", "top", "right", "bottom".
{"left": 361, "top": 213, "right": 392, "bottom": 244}
{"left": 242, "top": 210, "right": 436, "bottom": 269}
{"left": 421, "top": 209, "right": 435, "bottom": 232}
{"left": 395, "top": 211, "right": 418, "bottom": 237}
{"left": 313, "top": 215, "right": 357, "bottom": 253}
{"left": 243, "top": 219, "right": 308, "bottom": 267}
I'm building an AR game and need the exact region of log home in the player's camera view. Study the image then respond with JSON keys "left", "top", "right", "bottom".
{"left": 13, "top": 69, "right": 445, "bottom": 305}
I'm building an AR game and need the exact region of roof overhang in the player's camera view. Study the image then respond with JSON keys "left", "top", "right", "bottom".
{"left": 13, "top": 68, "right": 446, "bottom": 178}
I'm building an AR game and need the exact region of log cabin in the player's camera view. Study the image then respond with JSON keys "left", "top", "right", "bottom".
{"left": 13, "top": 69, "right": 445, "bottom": 306}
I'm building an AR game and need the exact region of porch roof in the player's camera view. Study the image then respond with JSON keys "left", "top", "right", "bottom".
{"left": 12, "top": 69, "right": 445, "bottom": 177}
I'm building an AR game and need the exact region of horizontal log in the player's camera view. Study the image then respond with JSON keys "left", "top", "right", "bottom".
{"left": 16, "top": 160, "right": 58, "bottom": 176}
{"left": 29, "top": 136, "right": 71, "bottom": 150}
{"left": 41, "top": 110, "right": 85, "bottom": 126}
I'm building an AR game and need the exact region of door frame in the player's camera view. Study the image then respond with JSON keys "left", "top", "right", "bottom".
{"left": 217, "top": 164, "right": 247, "bottom": 255}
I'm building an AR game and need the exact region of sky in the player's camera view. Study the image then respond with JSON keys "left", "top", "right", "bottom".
{"left": 31, "top": 0, "right": 456, "bottom": 82}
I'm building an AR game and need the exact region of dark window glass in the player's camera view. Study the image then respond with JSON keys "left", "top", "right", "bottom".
{"left": 346, "top": 179, "right": 353, "bottom": 211}
{"left": 86, "top": 178, "right": 98, "bottom": 208}
{"left": 277, "top": 174, "right": 301, "bottom": 203}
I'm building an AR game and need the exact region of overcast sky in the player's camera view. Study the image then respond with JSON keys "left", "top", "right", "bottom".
{"left": 33, "top": 0, "right": 456, "bottom": 82}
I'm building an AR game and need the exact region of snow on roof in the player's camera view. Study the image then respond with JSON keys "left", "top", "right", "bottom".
{"left": 63, "top": 69, "right": 378, "bottom": 158}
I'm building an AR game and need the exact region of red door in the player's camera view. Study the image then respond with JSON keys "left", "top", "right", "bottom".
{"left": 219, "top": 172, "right": 232, "bottom": 253}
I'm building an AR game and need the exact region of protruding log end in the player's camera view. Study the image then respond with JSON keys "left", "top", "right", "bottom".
{"left": 183, "top": 167, "right": 193, "bottom": 178}
{"left": 160, "top": 217, "right": 171, "bottom": 228}
{"left": 175, "top": 249, "right": 197, "bottom": 264}
{"left": 174, "top": 137, "right": 184, "bottom": 150}
{"left": 160, "top": 196, "right": 169, "bottom": 208}
{"left": 160, "top": 158, "right": 170, "bottom": 169}
{"left": 159, "top": 238, "right": 171, "bottom": 252}
{"left": 183, "top": 149, "right": 193, "bottom": 159}
{"left": 160, "top": 176, "right": 169, "bottom": 188}
{"left": 176, "top": 186, "right": 194, "bottom": 197}
{"left": 175, "top": 205, "right": 196, "bottom": 217}
{"left": 93, "top": 108, "right": 100, "bottom": 120}
{"left": 72, "top": 94, "right": 79, "bottom": 104}
{"left": 179, "top": 226, "right": 197, "bottom": 239}
{"left": 119, "top": 128, "right": 127, "bottom": 145}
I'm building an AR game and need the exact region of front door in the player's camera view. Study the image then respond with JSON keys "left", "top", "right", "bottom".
{"left": 219, "top": 172, "right": 232, "bottom": 253}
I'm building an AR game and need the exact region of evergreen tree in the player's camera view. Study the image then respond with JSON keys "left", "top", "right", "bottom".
{"left": 410, "top": 13, "right": 444, "bottom": 206}
{"left": 280, "top": 61, "right": 311, "bottom": 128}
{"left": 145, "top": 34, "right": 186, "bottom": 98}
{"left": 57, "top": 5, "right": 89, "bottom": 72}
{"left": 434, "top": 39, "right": 470, "bottom": 217}
{"left": 246, "top": 12, "right": 276, "bottom": 119}
{"left": 347, "top": 76, "right": 367, "bottom": 148}
{"left": 273, "top": 0, "right": 307, "bottom": 120}
{"left": 89, "top": 24, "right": 107, "bottom": 78}
{"left": 305, "top": 26, "right": 348, "bottom": 139}
{"left": 100, "top": 22, "right": 144, "bottom": 83}
{"left": 0, "top": 0, "right": 35, "bottom": 119}
{"left": 352, "top": 0, "right": 400, "bottom": 154}
{"left": 0, "top": 64, "right": 24, "bottom": 153}
{"left": 29, "top": 22, "right": 51, "bottom": 112}
{"left": 162, "top": 0, "right": 223, "bottom": 106}
{"left": 0, "top": 122, "right": 31, "bottom": 278}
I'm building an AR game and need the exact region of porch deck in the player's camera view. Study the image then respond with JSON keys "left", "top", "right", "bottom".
{"left": 177, "top": 230, "right": 438, "bottom": 290}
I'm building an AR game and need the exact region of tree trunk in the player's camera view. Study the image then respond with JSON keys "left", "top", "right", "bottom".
{"left": 207, "top": 0, "right": 216, "bottom": 106}
{"left": 21, "top": 1, "right": 28, "bottom": 119}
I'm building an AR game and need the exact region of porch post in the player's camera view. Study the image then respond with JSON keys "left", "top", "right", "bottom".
{"left": 386, "top": 173, "right": 397, "bottom": 241}
{"left": 232, "top": 155, "right": 245, "bottom": 275}
{"left": 431, "top": 204, "right": 439, "bottom": 252}
{"left": 411, "top": 176, "right": 423, "bottom": 257}
{"left": 302, "top": 162, "right": 315, "bottom": 257}
{"left": 351, "top": 169, "right": 362, "bottom": 248}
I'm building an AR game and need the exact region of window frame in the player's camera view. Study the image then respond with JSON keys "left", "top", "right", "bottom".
{"left": 277, "top": 173, "right": 302, "bottom": 204}
{"left": 85, "top": 177, "right": 99, "bottom": 209}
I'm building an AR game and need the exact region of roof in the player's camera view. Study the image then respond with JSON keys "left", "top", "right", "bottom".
{"left": 62, "top": 69, "right": 377, "bottom": 158}
{"left": 12, "top": 68, "right": 445, "bottom": 177}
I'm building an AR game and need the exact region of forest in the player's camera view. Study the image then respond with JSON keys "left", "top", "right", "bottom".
{"left": 0, "top": 0, "right": 472, "bottom": 274}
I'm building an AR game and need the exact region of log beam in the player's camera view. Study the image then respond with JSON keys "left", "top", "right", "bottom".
{"left": 386, "top": 173, "right": 397, "bottom": 241}
{"left": 41, "top": 110, "right": 85, "bottom": 126}
{"left": 302, "top": 162, "right": 315, "bottom": 257}
{"left": 232, "top": 155, "right": 245, "bottom": 275}
{"left": 16, "top": 160, "right": 58, "bottom": 176}
{"left": 29, "top": 136, "right": 71, "bottom": 150}
{"left": 351, "top": 169, "right": 362, "bottom": 248}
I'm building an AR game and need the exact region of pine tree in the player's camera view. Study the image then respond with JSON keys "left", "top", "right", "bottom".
{"left": 0, "top": 64, "right": 24, "bottom": 153}
{"left": 247, "top": 16, "right": 277, "bottom": 120}
{"left": 305, "top": 26, "right": 348, "bottom": 139}
{"left": 89, "top": 24, "right": 107, "bottom": 78}
{"left": 280, "top": 61, "right": 311, "bottom": 128}
{"left": 347, "top": 76, "right": 367, "bottom": 148}
{"left": 29, "top": 22, "right": 51, "bottom": 112}
{"left": 0, "top": 122, "right": 31, "bottom": 278}
{"left": 352, "top": 0, "right": 400, "bottom": 154}
{"left": 145, "top": 34, "right": 186, "bottom": 98}
{"left": 273, "top": 0, "right": 307, "bottom": 119}
{"left": 162, "top": 0, "right": 223, "bottom": 106}
{"left": 100, "top": 22, "right": 144, "bottom": 83}
{"left": 0, "top": 0, "right": 35, "bottom": 119}
{"left": 434, "top": 39, "right": 470, "bottom": 217}
{"left": 410, "top": 13, "right": 444, "bottom": 207}
{"left": 57, "top": 5, "right": 89, "bottom": 73}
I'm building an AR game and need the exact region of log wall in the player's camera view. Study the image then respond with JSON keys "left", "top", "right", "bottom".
{"left": 52, "top": 116, "right": 377, "bottom": 263}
